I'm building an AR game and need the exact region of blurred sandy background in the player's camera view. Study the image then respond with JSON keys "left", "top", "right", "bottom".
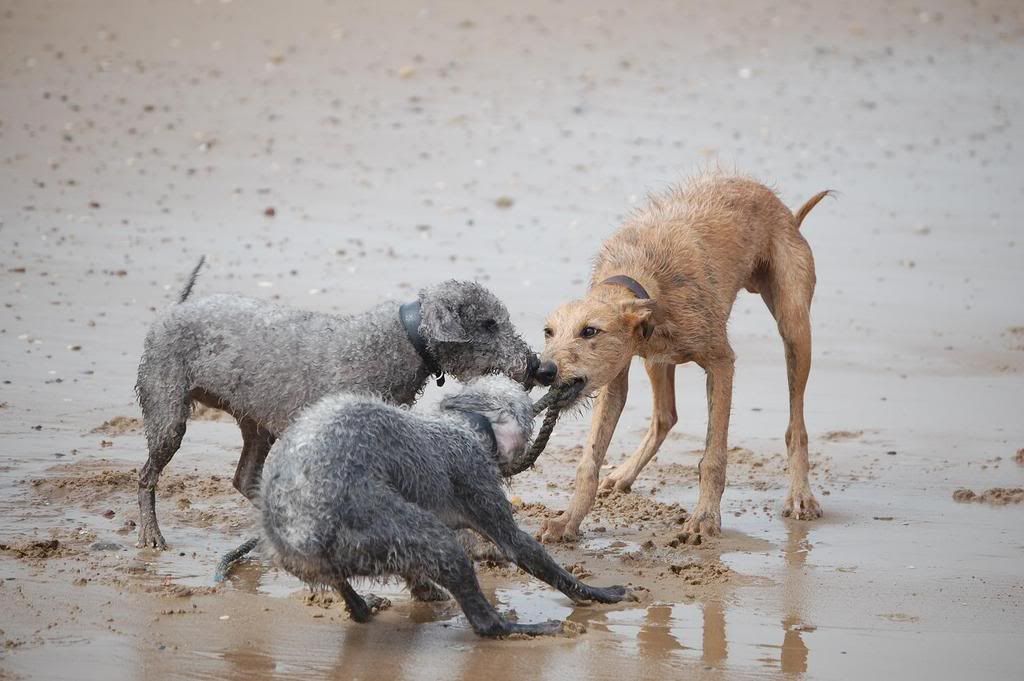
{"left": 1, "top": 1, "right": 1022, "bottom": 680}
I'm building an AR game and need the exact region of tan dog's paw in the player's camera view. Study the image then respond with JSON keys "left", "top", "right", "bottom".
{"left": 680, "top": 506, "right": 721, "bottom": 542}
{"left": 537, "top": 513, "right": 581, "bottom": 543}
{"left": 783, "top": 487, "right": 823, "bottom": 520}
{"left": 598, "top": 474, "right": 632, "bottom": 495}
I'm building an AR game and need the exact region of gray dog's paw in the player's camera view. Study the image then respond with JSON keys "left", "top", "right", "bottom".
{"left": 587, "top": 584, "right": 634, "bottom": 604}
{"left": 364, "top": 594, "right": 392, "bottom": 614}
{"left": 500, "top": 619, "right": 566, "bottom": 639}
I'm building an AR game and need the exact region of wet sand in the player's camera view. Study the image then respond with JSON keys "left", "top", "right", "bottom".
{"left": 1, "top": 0, "right": 1022, "bottom": 679}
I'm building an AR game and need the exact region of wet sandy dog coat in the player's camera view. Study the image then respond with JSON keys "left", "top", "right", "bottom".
{"left": 135, "top": 273, "right": 540, "bottom": 550}
{"left": 536, "top": 174, "right": 830, "bottom": 542}
{"left": 260, "top": 376, "right": 631, "bottom": 637}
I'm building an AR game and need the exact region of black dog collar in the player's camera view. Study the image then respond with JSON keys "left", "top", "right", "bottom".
{"left": 599, "top": 274, "right": 650, "bottom": 300}
{"left": 458, "top": 410, "right": 498, "bottom": 454}
{"left": 399, "top": 301, "right": 445, "bottom": 387}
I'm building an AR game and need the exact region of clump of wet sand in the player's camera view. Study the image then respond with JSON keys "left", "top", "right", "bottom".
{"left": 32, "top": 461, "right": 236, "bottom": 506}
{"left": 91, "top": 416, "right": 142, "bottom": 436}
{"left": 145, "top": 583, "right": 220, "bottom": 598}
{"left": 0, "top": 539, "right": 75, "bottom": 562}
{"left": 24, "top": 460, "right": 252, "bottom": 555}
{"left": 514, "top": 501, "right": 558, "bottom": 521}
{"left": 822, "top": 430, "right": 864, "bottom": 441}
{"left": 591, "top": 491, "right": 688, "bottom": 527}
{"left": 303, "top": 589, "right": 392, "bottom": 618}
{"left": 619, "top": 547, "right": 735, "bottom": 584}
{"left": 33, "top": 467, "right": 136, "bottom": 497}
{"left": 191, "top": 404, "right": 231, "bottom": 422}
{"left": 513, "top": 492, "right": 690, "bottom": 531}
{"left": 91, "top": 407, "right": 232, "bottom": 430}
{"left": 668, "top": 561, "right": 732, "bottom": 585}
{"left": 952, "top": 488, "right": 1024, "bottom": 505}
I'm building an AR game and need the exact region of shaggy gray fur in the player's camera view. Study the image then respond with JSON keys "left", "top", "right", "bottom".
{"left": 260, "top": 375, "right": 631, "bottom": 638}
{"left": 136, "top": 275, "right": 537, "bottom": 550}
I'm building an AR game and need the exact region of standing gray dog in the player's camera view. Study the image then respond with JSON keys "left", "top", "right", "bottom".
{"left": 260, "top": 375, "right": 632, "bottom": 638}
{"left": 136, "top": 260, "right": 543, "bottom": 549}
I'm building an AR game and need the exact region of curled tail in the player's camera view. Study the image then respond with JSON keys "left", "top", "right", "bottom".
{"left": 793, "top": 190, "right": 834, "bottom": 229}
{"left": 178, "top": 255, "right": 206, "bottom": 303}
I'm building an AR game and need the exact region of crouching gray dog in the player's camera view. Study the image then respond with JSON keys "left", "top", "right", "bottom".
{"left": 260, "top": 375, "right": 632, "bottom": 638}
{"left": 136, "top": 259, "right": 543, "bottom": 550}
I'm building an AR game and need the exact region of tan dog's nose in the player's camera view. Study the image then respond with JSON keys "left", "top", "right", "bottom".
{"left": 534, "top": 360, "right": 557, "bottom": 386}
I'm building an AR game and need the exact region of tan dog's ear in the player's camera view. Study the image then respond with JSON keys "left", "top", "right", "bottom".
{"left": 618, "top": 299, "right": 657, "bottom": 340}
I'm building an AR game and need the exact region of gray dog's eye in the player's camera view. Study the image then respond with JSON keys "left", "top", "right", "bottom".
{"left": 481, "top": 319, "right": 498, "bottom": 333}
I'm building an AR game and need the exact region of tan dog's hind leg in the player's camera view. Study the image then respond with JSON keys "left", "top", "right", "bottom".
{"left": 539, "top": 366, "right": 629, "bottom": 542}
{"left": 763, "top": 238, "right": 822, "bottom": 520}
{"left": 600, "top": 361, "right": 677, "bottom": 493}
{"left": 779, "top": 316, "right": 821, "bottom": 519}
{"left": 679, "top": 353, "right": 734, "bottom": 541}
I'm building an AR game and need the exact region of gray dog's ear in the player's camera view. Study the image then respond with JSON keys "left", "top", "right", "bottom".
{"left": 421, "top": 297, "right": 471, "bottom": 343}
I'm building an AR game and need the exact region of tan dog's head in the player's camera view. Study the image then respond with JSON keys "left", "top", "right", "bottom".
{"left": 535, "top": 295, "right": 655, "bottom": 398}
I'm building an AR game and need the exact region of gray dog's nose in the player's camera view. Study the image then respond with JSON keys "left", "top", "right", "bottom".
{"left": 535, "top": 361, "right": 557, "bottom": 386}
{"left": 525, "top": 354, "right": 540, "bottom": 382}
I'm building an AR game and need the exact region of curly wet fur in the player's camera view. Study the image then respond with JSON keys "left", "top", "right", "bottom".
{"left": 260, "top": 376, "right": 631, "bottom": 637}
{"left": 135, "top": 278, "right": 536, "bottom": 549}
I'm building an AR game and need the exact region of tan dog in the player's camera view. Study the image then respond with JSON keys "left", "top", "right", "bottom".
{"left": 533, "top": 173, "right": 830, "bottom": 543}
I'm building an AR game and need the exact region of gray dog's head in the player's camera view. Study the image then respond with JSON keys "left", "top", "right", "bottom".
{"left": 419, "top": 280, "right": 545, "bottom": 388}
{"left": 440, "top": 375, "right": 535, "bottom": 470}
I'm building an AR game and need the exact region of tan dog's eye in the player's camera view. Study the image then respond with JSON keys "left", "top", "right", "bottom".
{"left": 580, "top": 326, "right": 600, "bottom": 339}
{"left": 543, "top": 327, "right": 554, "bottom": 338}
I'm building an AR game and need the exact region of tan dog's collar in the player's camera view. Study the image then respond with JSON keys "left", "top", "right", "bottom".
{"left": 598, "top": 275, "right": 655, "bottom": 340}
{"left": 598, "top": 275, "right": 650, "bottom": 300}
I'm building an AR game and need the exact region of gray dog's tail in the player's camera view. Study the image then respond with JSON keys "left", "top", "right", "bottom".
{"left": 178, "top": 255, "right": 206, "bottom": 303}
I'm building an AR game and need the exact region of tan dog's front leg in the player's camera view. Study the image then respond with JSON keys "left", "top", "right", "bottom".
{"left": 680, "top": 355, "right": 734, "bottom": 541}
{"left": 539, "top": 367, "right": 629, "bottom": 542}
{"left": 601, "top": 361, "right": 677, "bottom": 492}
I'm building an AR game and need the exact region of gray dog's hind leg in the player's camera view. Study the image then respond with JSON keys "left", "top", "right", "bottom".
{"left": 212, "top": 419, "right": 275, "bottom": 580}
{"left": 137, "top": 425, "right": 185, "bottom": 549}
{"left": 136, "top": 373, "right": 190, "bottom": 549}
{"left": 233, "top": 418, "right": 274, "bottom": 500}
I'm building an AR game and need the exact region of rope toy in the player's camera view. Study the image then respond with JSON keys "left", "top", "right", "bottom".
{"left": 502, "top": 380, "right": 584, "bottom": 476}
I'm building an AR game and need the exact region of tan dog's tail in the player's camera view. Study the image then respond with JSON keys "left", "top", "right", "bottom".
{"left": 793, "top": 190, "right": 833, "bottom": 229}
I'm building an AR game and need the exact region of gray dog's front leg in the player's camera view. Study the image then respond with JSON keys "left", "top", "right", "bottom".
{"left": 498, "top": 529, "right": 631, "bottom": 605}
